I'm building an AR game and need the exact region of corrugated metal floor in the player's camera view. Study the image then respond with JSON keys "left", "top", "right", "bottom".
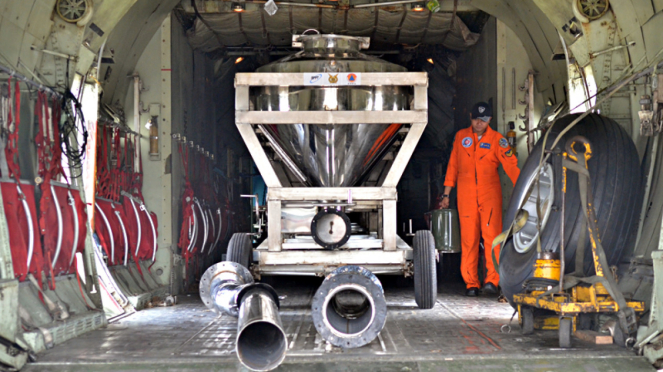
{"left": 24, "top": 277, "right": 655, "bottom": 371}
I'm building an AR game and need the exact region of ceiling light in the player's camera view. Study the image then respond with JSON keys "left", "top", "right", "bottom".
{"left": 426, "top": 0, "right": 440, "bottom": 13}
{"left": 427, "top": 58, "right": 434, "bottom": 64}
{"left": 232, "top": 2, "right": 245, "bottom": 12}
{"left": 411, "top": 2, "right": 425, "bottom": 11}
{"left": 235, "top": 57, "right": 244, "bottom": 64}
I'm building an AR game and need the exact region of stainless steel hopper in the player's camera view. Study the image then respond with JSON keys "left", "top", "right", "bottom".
{"left": 252, "top": 34, "right": 410, "bottom": 187}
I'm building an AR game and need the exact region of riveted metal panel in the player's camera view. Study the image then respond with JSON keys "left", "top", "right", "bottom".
{"left": 0, "top": 279, "right": 19, "bottom": 342}
{"left": 26, "top": 0, "right": 55, "bottom": 43}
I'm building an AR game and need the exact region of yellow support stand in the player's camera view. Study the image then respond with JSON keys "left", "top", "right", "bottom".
{"left": 511, "top": 136, "right": 644, "bottom": 348}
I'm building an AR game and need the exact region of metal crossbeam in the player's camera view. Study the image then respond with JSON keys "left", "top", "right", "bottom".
{"left": 235, "top": 72, "right": 428, "bottom": 87}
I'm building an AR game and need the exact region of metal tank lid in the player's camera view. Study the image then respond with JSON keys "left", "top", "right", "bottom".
{"left": 297, "top": 33, "right": 368, "bottom": 53}
{"left": 256, "top": 33, "right": 406, "bottom": 73}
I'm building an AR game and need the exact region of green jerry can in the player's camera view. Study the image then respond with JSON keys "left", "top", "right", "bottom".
{"left": 428, "top": 209, "right": 461, "bottom": 253}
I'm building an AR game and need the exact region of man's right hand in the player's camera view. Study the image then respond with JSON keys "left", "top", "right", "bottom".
{"left": 440, "top": 197, "right": 450, "bottom": 209}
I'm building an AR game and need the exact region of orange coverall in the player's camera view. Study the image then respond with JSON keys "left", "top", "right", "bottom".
{"left": 444, "top": 126, "right": 520, "bottom": 288}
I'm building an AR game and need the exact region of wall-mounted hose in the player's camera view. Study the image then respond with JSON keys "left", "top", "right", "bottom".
{"left": 210, "top": 208, "right": 223, "bottom": 256}
{"left": 95, "top": 203, "right": 114, "bottom": 264}
{"left": 114, "top": 210, "right": 129, "bottom": 266}
{"left": 129, "top": 197, "right": 142, "bottom": 257}
{"left": 187, "top": 204, "right": 197, "bottom": 253}
{"left": 50, "top": 184, "right": 64, "bottom": 270}
{"left": 19, "top": 185, "right": 35, "bottom": 271}
{"left": 141, "top": 205, "right": 157, "bottom": 262}
{"left": 67, "top": 190, "right": 79, "bottom": 269}
{"left": 194, "top": 199, "right": 208, "bottom": 253}
{"left": 207, "top": 207, "right": 215, "bottom": 250}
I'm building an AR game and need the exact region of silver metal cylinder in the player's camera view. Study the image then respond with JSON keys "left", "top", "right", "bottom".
{"left": 200, "top": 262, "right": 287, "bottom": 371}
{"left": 311, "top": 265, "right": 387, "bottom": 348}
{"left": 200, "top": 261, "right": 254, "bottom": 317}
{"left": 236, "top": 286, "right": 287, "bottom": 371}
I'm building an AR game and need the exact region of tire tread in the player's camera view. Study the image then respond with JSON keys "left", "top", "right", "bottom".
{"left": 226, "top": 233, "right": 252, "bottom": 269}
{"left": 413, "top": 230, "right": 437, "bottom": 309}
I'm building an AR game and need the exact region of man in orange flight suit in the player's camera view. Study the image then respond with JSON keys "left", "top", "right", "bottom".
{"left": 440, "top": 102, "right": 520, "bottom": 297}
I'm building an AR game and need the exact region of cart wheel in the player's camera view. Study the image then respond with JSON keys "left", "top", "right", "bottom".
{"left": 612, "top": 322, "right": 626, "bottom": 347}
{"left": 226, "top": 233, "right": 252, "bottom": 269}
{"left": 521, "top": 306, "right": 534, "bottom": 335}
{"left": 413, "top": 230, "right": 437, "bottom": 309}
{"left": 559, "top": 317, "right": 572, "bottom": 348}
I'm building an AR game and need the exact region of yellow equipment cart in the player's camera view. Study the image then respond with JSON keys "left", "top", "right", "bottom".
{"left": 512, "top": 135, "right": 644, "bottom": 348}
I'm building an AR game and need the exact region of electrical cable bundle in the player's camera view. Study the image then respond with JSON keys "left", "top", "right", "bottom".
{"left": 59, "top": 90, "right": 88, "bottom": 178}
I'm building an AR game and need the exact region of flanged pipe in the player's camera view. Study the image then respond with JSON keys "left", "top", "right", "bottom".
{"left": 311, "top": 265, "right": 387, "bottom": 348}
{"left": 200, "top": 262, "right": 287, "bottom": 371}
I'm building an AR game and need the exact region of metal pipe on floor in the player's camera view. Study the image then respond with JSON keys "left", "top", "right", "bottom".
{"left": 236, "top": 285, "right": 287, "bottom": 371}
{"left": 311, "top": 265, "right": 387, "bottom": 348}
{"left": 200, "top": 262, "right": 286, "bottom": 371}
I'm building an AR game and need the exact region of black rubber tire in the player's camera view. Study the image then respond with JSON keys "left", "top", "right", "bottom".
{"left": 226, "top": 233, "right": 252, "bottom": 269}
{"left": 521, "top": 306, "right": 534, "bottom": 335}
{"left": 500, "top": 114, "right": 642, "bottom": 306}
{"left": 413, "top": 230, "right": 437, "bottom": 309}
{"left": 559, "top": 317, "right": 572, "bottom": 348}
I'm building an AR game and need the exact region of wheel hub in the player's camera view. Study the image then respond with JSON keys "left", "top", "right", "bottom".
{"left": 513, "top": 163, "right": 555, "bottom": 254}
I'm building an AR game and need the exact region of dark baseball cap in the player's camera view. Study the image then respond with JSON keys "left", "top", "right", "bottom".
{"left": 471, "top": 102, "right": 492, "bottom": 122}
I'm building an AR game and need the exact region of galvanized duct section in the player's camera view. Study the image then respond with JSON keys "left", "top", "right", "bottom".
{"left": 311, "top": 266, "right": 387, "bottom": 348}
{"left": 199, "top": 262, "right": 287, "bottom": 371}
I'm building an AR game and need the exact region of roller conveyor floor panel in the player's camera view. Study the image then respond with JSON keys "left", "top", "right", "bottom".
{"left": 24, "top": 279, "right": 654, "bottom": 372}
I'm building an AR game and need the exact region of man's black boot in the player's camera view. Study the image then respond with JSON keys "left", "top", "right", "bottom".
{"left": 466, "top": 287, "right": 479, "bottom": 297}
{"left": 482, "top": 282, "right": 498, "bottom": 295}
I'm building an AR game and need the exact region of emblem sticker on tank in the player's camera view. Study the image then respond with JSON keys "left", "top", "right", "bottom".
{"left": 307, "top": 74, "right": 323, "bottom": 84}
{"left": 462, "top": 137, "right": 473, "bottom": 148}
{"left": 499, "top": 138, "right": 509, "bottom": 148}
{"left": 480, "top": 143, "right": 491, "bottom": 149}
{"left": 304, "top": 73, "right": 362, "bottom": 86}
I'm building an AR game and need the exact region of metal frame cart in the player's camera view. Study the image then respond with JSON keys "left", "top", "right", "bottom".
{"left": 234, "top": 71, "right": 428, "bottom": 277}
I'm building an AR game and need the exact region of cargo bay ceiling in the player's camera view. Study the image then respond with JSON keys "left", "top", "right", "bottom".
{"left": 0, "top": 0, "right": 580, "bottom": 105}
{"left": 173, "top": 0, "right": 492, "bottom": 156}
{"left": 178, "top": 2, "right": 484, "bottom": 52}
{"left": 5, "top": 0, "right": 661, "bottom": 112}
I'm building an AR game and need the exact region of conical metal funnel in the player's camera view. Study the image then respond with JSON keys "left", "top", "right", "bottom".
{"left": 259, "top": 123, "right": 402, "bottom": 187}
{"left": 252, "top": 35, "right": 411, "bottom": 187}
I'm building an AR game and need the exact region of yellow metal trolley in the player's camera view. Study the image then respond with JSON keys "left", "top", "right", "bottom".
{"left": 512, "top": 135, "right": 644, "bottom": 348}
